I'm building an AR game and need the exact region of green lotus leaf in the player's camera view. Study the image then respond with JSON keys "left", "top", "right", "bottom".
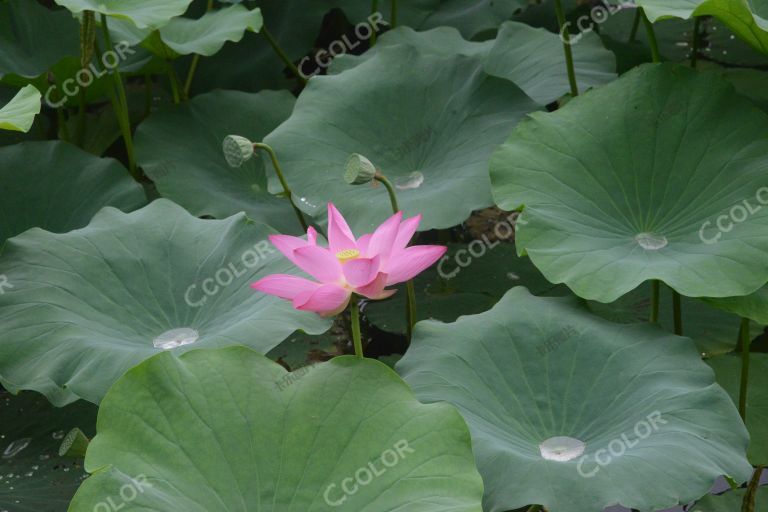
{"left": 484, "top": 22, "right": 616, "bottom": 104}
{"left": 68, "top": 348, "right": 484, "bottom": 511}
{"left": 0, "top": 85, "right": 41, "bottom": 132}
{"left": 419, "top": 0, "right": 526, "bottom": 39}
{"left": 0, "top": 199, "right": 331, "bottom": 405}
{"left": 0, "top": 390, "right": 97, "bottom": 512}
{"left": 0, "top": 0, "right": 79, "bottom": 80}
{"left": 134, "top": 90, "right": 301, "bottom": 234}
{"left": 158, "top": 5, "right": 262, "bottom": 57}
{"left": 0, "top": 141, "right": 146, "bottom": 246}
{"left": 265, "top": 44, "right": 541, "bottom": 233}
{"left": 586, "top": 282, "right": 763, "bottom": 356}
{"left": 692, "top": 485, "right": 768, "bottom": 511}
{"left": 490, "top": 63, "right": 768, "bottom": 302}
{"left": 708, "top": 353, "right": 768, "bottom": 464}
{"left": 365, "top": 243, "right": 568, "bottom": 334}
{"left": 397, "top": 287, "right": 752, "bottom": 512}
{"left": 332, "top": 22, "right": 615, "bottom": 106}
{"left": 53, "top": 0, "right": 194, "bottom": 30}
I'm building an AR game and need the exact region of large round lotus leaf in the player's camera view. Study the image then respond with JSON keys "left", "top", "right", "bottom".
{"left": 0, "top": 390, "right": 97, "bottom": 512}
{"left": 0, "top": 199, "right": 331, "bottom": 406}
{"left": 366, "top": 243, "right": 567, "bottom": 334}
{"left": 0, "top": 85, "right": 40, "bottom": 133}
{"left": 0, "top": 0, "right": 79, "bottom": 80}
{"left": 586, "top": 282, "right": 762, "bottom": 357}
{"left": 68, "top": 347, "right": 485, "bottom": 512}
{"left": 53, "top": 0, "right": 194, "bottom": 30}
{"left": 484, "top": 21, "right": 616, "bottom": 104}
{"left": 265, "top": 44, "right": 540, "bottom": 233}
{"left": 419, "top": 0, "right": 526, "bottom": 39}
{"left": 134, "top": 90, "right": 301, "bottom": 234}
{"left": 693, "top": 485, "right": 768, "bottom": 511}
{"left": 159, "top": 4, "right": 263, "bottom": 57}
{"left": 707, "top": 353, "right": 768, "bottom": 465}
{"left": 0, "top": 141, "right": 146, "bottom": 247}
{"left": 397, "top": 287, "right": 752, "bottom": 512}
{"left": 490, "top": 63, "right": 768, "bottom": 302}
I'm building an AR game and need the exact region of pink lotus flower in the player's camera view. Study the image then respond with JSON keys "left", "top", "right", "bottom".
{"left": 251, "top": 203, "right": 447, "bottom": 316}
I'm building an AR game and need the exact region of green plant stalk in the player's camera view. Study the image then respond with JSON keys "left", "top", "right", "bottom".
{"left": 184, "top": 55, "right": 201, "bottom": 98}
{"left": 143, "top": 74, "right": 153, "bottom": 117}
{"left": 56, "top": 106, "right": 70, "bottom": 142}
{"left": 742, "top": 466, "right": 763, "bottom": 512}
{"left": 650, "top": 280, "right": 660, "bottom": 322}
{"left": 252, "top": 143, "right": 309, "bottom": 231}
{"left": 371, "top": 0, "right": 379, "bottom": 46}
{"left": 183, "top": 0, "right": 214, "bottom": 97}
{"left": 641, "top": 9, "right": 661, "bottom": 63}
{"left": 75, "top": 88, "right": 87, "bottom": 146}
{"left": 738, "top": 317, "right": 751, "bottom": 419}
{"left": 374, "top": 174, "right": 417, "bottom": 340}
{"left": 672, "top": 289, "right": 682, "bottom": 335}
{"left": 690, "top": 17, "right": 700, "bottom": 67}
{"left": 261, "top": 25, "right": 307, "bottom": 85}
{"left": 100, "top": 14, "right": 138, "bottom": 178}
{"left": 628, "top": 9, "right": 641, "bottom": 42}
{"left": 76, "top": 10, "right": 96, "bottom": 146}
{"left": 350, "top": 294, "right": 364, "bottom": 358}
{"left": 554, "top": 0, "right": 579, "bottom": 96}
{"left": 391, "top": 0, "right": 398, "bottom": 28}
{"left": 166, "top": 61, "right": 182, "bottom": 104}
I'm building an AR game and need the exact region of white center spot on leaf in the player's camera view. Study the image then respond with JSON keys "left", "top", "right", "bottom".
{"left": 539, "top": 436, "right": 586, "bottom": 462}
{"left": 153, "top": 328, "right": 199, "bottom": 350}
{"left": 635, "top": 232, "right": 668, "bottom": 250}
{"left": 395, "top": 171, "right": 424, "bottom": 190}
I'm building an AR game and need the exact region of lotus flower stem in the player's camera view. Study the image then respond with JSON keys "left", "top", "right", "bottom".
{"left": 99, "top": 14, "right": 138, "bottom": 179}
{"left": 672, "top": 289, "right": 682, "bottom": 335}
{"left": 554, "top": 0, "right": 579, "bottom": 97}
{"left": 690, "top": 17, "right": 701, "bottom": 68}
{"left": 649, "top": 280, "right": 660, "bottom": 322}
{"left": 391, "top": 0, "right": 398, "bottom": 28}
{"left": 640, "top": 9, "right": 661, "bottom": 63}
{"left": 738, "top": 317, "right": 751, "bottom": 419}
{"left": 628, "top": 9, "right": 641, "bottom": 42}
{"left": 375, "top": 174, "right": 418, "bottom": 340}
{"left": 261, "top": 25, "right": 308, "bottom": 85}
{"left": 374, "top": 175, "right": 399, "bottom": 214}
{"left": 252, "top": 143, "right": 310, "bottom": 232}
{"left": 350, "top": 294, "right": 364, "bottom": 358}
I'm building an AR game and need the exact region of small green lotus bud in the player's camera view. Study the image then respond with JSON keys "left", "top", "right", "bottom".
{"left": 223, "top": 135, "right": 255, "bottom": 168}
{"left": 344, "top": 153, "right": 377, "bottom": 185}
